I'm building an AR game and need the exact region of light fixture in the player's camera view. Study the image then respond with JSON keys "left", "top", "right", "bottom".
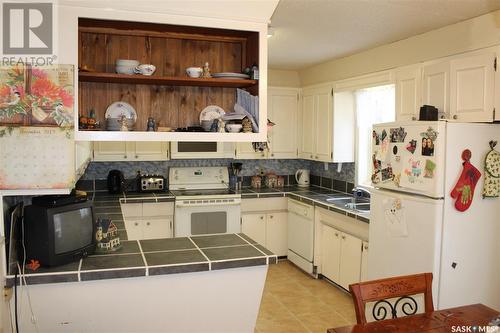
{"left": 267, "top": 26, "right": 275, "bottom": 38}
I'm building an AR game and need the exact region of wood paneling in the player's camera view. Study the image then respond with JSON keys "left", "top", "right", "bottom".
{"left": 78, "top": 19, "right": 259, "bottom": 130}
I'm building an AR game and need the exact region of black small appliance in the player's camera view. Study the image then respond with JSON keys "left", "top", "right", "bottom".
{"left": 107, "top": 170, "right": 124, "bottom": 194}
{"left": 419, "top": 105, "right": 438, "bottom": 121}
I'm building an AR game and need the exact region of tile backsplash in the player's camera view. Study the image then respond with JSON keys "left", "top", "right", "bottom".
{"left": 81, "top": 159, "right": 356, "bottom": 184}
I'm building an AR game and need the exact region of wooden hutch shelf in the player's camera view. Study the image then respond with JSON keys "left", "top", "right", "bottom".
{"left": 78, "top": 72, "right": 257, "bottom": 88}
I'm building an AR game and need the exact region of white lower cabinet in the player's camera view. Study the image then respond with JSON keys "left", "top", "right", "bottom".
{"left": 241, "top": 212, "right": 287, "bottom": 256}
{"left": 120, "top": 201, "right": 174, "bottom": 240}
{"left": 241, "top": 198, "right": 288, "bottom": 256}
{"left": 321, "top": 223, "right": 364, "bottom": 290}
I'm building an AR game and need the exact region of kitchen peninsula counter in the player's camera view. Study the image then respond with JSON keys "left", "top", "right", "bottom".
{"left": 6, "top": 233, "right": 276, "bottom": 286}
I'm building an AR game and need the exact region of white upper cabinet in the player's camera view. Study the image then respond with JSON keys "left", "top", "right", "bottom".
{"left": 422, "top": 61, "right": 450, "bottom": 119}
{"left": 267, "top": 87, "right": 299, "bottom": 159}
{"left": 299, "top": 84, "right": 333, "bottom": 162}
{"left": 299, "top": 92, "right": 315, "bottom": 159}
{"left": 93, "top": 142, "right": 169, "bottom": 161}
{"left": 395, "top": 64, "right": 422, "bottom": 121}
{"left": 450, "top": 51, "right": 496, "bottom": 122}
{"left": 236, "top": 87, "right": 298, "bottom": 159}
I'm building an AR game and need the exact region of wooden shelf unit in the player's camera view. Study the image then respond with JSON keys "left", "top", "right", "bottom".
{"left": 78, "top": 72, "right": 257, "bottom": 88}
{"left": 78, "top": 18, "right": 259, "bottom": 131}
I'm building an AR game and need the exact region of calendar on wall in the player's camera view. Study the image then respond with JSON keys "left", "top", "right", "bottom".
{"left": 0, "top": 127, "right": 75, "bottom": 189}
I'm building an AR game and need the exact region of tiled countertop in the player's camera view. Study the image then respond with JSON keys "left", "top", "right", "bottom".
{"left": 239, "top": 185, "right": 370, "bottom": 224}
{"left": 6, "top": 234, "right": 276, "bottom": 286}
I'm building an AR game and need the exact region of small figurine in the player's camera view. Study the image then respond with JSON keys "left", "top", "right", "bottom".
{"left": 210, "top": 119, "right": 218, "bottom": 132}
{"left": 119, "top": 114, "right": 129, "bottom": 131}
{"left": 217, "top": 118, "right": 225, "bottom": 133}
{"left": 95, "top": 218, "right": 121, "bottom": 253}
{"left": 202, "top": 62, "right": 211, "bottom": 78}
{"left": 147, "top": 117, "right": 156, "bottom": 131}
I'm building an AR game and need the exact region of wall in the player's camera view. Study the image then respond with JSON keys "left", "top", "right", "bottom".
{"left": 268, "top": 69, "right": 301, "bottom": 87}
{"left": 299, "top": 10, "right": 500, "bottom": 85}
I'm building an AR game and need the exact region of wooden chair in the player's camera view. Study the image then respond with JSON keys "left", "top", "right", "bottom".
{"left": 349, "top": 273, "right": 434, "bottom": 325}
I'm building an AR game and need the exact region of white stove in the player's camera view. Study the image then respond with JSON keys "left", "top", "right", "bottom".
{"left": 169, "top": 167, "right": 241, "bottom": 237}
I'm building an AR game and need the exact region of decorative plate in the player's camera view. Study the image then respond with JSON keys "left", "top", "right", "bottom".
{"left": 211, "top": 73, "right": 250, "bottom": 80}
{"left": 199, "top": 105, "right": 225, "bottom": 123}
{"left": 105, "top": 101, "right": 137, "bottom": 121}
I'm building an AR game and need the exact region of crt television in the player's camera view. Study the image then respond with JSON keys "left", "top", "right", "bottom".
{"left": 23, "top": 195, "right": 96, "bottom": 267}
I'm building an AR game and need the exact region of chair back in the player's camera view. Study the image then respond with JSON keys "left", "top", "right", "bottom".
{"left": 349, "top": 273, "right": 434, "bottom": 324}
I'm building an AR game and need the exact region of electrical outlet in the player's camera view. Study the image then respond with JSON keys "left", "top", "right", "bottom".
{"left": 324, "top": 162, "right": 328, "bottom": 171}
{"left": 4, "top": 287, "right": 12, "bottom": 301}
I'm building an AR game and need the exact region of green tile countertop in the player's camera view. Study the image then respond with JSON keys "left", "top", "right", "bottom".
{"left": 6, "top": 234, "right": 276, "bottom": 286}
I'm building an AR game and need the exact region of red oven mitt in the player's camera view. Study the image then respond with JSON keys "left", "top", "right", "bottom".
{"left": 450, "top": 150, "right": 481, "bottom": 212}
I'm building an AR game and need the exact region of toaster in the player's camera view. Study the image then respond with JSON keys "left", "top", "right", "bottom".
{"left": 138, "top": 175, "right": 165, "bottom": 192}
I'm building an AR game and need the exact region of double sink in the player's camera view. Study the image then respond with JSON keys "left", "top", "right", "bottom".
{"left": 324, "top": 193, "right": 370, "bottom": 213}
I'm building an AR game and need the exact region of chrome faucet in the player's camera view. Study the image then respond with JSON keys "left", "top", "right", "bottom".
{"left": 352, "top": 187, "right": 370, "bottom": 204}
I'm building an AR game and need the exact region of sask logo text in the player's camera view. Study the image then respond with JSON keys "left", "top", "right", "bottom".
{"left": 2, "top": 2, "right": 53, "bottom": 54}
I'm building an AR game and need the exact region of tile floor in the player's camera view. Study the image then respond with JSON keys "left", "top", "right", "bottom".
{"left": 255, "top": 260, "right": 357, "bottom": 333}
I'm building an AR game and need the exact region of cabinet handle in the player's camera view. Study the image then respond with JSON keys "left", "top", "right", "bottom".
{"left": 135, "top": 155, "right": 138, "bottom": 159}
{"left": 124, "top": 155, "right": 127, "bottom": 159}
{"left": 271, "top": 153, "right": 274, "bottom": 157}
{"left": 134, "top": 222, "right": 139, "bottom": 226}
{"left": 260, "top": 216, "right": 264, "bottom": 220}
{"left": 334, "top": 233, "right": 339, "bottom": 237}
{"left": 269, "top": 215, "right": 273, "bottom": 219}
{"left": 315, "top": 155, "right": 318, "bottom": 159}
{"left": 453, "top": 115, "right": 458, "bottom": 120}
{"left": 146, "top": 222, "right": 150, "bottom": 226}
{"left": 411, "top": 116, "right": 416, "bottom": 121}
{"left": 310, "top": 155, "right": 313, "bottom": 158}
{"left": 364, "top": 245, "right": 368, "bottom": 250}
{"left": 341, "top": 235, "right": 346, "bottom": 240}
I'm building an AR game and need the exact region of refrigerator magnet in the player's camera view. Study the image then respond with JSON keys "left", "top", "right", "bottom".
{"left": 406, "top": 139, "right": 417, "bottom": 154}
{"left": 424, "top": 159, "right": 436, "bottom": 178}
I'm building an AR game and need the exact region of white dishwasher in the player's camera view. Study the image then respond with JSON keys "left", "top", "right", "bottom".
{"left": 287, "top": 198, "right": 315, "bottom": 274}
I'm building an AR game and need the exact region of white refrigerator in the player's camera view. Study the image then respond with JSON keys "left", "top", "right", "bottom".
{"left": 368, "top": 120, "right": 500, "bottom": 310}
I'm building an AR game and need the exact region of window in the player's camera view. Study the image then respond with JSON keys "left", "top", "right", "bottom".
{"left": 355, "top": 84, "right": 395, "bottom": 186}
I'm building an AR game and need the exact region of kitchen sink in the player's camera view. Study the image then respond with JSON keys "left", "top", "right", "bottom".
{"left": 325, "top": 197, "right": 352, "bottom": 205}
{"left": 353, "top": 203, "right": 370, "bottom": 212}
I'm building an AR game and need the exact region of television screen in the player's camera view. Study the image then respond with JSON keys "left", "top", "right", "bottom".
{"left": 53, "top": 208, "right": 93, "bottom": 254}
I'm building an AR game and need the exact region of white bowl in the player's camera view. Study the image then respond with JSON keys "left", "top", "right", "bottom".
{"left": 186, "top": 67, "right": 203, "bottom": 78}
{"left": 116, "top": 66, "right": 136, "bottom": 75}
{"left": 116, "top": 59, "right": 139, "bottom": 66}
{"left": 225, "top": 124, "right": 242, "bottom": 133}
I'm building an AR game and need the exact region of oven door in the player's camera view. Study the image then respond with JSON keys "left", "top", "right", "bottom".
{"left": 174, "top": 200, "right": 241, "bottom": 237}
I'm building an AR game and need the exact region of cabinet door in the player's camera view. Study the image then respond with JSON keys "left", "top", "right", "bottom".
{"left": 235, "top": 142, "right": 267, "bottom": 159}
{"left": 422, "top": 61, "right": 450, "bottom": 119}
{"left": 360, "top": 241, "right": 369, "bottom": 282}
{"left": 268, "top": 88, "right": 298, "bottom": 159}
{"left": 265, "top": 212, "right": 287, "bottom": 256}
{"left": 395, "top": 64, "right": 422, "bottom": 121}
{"left": 241, "top": 214, "right": 266, "bottom": 245}
{"left": 450, "top": 52, "right": 495, "bottom": 122}
{"left": 123, "top": 219, "right": 143, "bottom": 241}
{"left": 93, "top": 141, "right": 129, "bottom": 161}
{"left": 143, "top": 217, "right": 172, "bottom": 239}
{"left": 131, "top": 142, "right": 169, "bottom": 161}
{"left": 299, "top": 92, "right": 315, "bottom": 159}
{"left": 338, "top": 233, "right": 362, "bottom": 290}
{"left": 314, "top": 87, "right": 333, "bottom": 161}
{"left": 120, "top": 203, "right": 143, "bottom": 219}
{"left": 321, "top": 224, "right": 341, "bottom": 283}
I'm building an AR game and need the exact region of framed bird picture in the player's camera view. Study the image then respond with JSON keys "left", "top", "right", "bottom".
{"left": 0, "top": 65, "right": 74, "bottom": 127}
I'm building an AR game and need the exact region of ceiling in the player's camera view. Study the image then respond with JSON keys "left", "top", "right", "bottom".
{"left": 269, "top": 0, "right": 500, "bottom": 70}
